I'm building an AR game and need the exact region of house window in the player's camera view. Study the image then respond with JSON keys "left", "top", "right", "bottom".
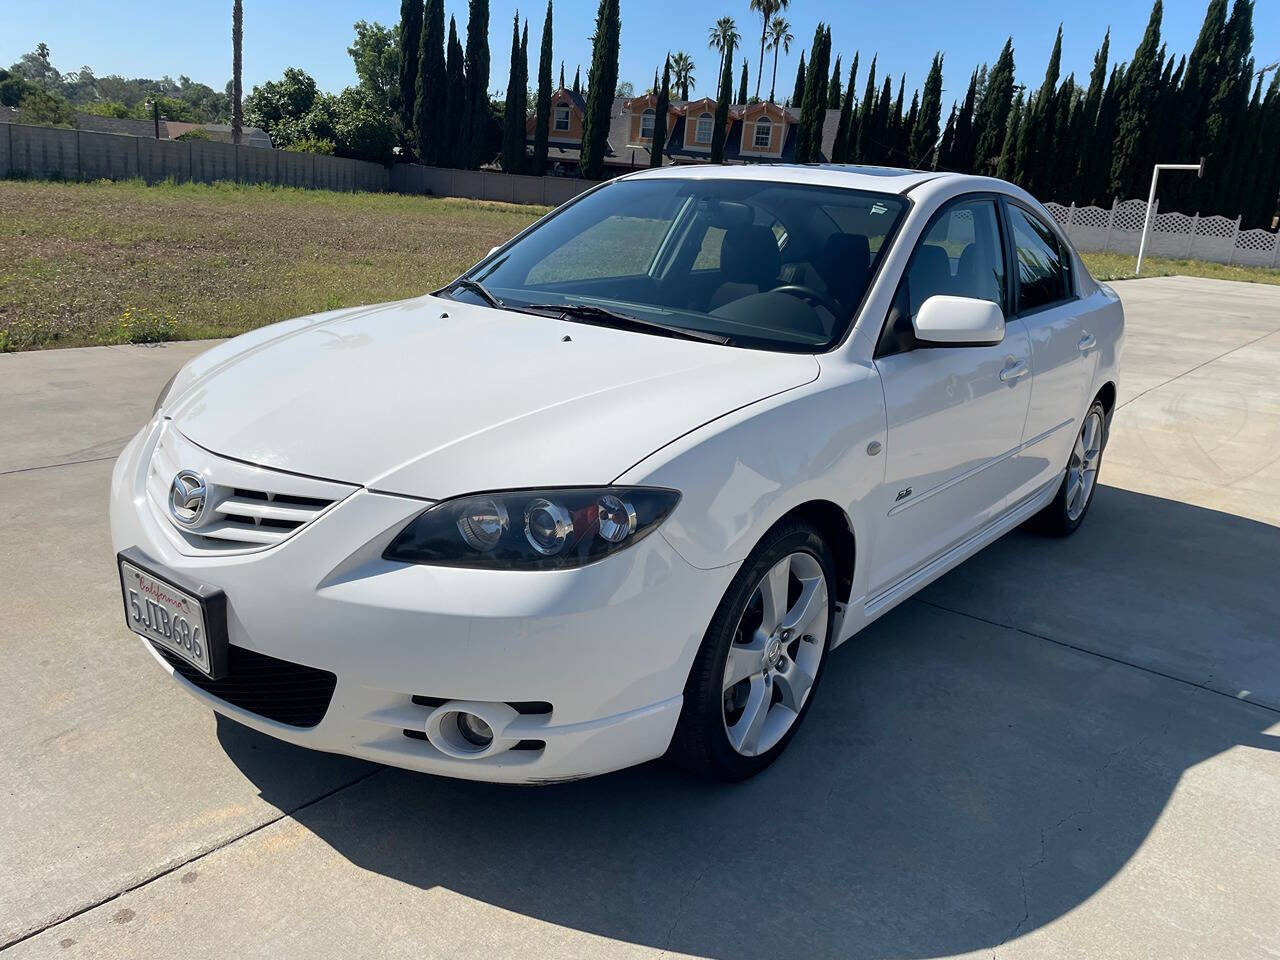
{"left": 641, "top": 108, "right": 656, "bottom": 140}
{"left": 695, "top": 112, "right": 713, "bottom": 143}
{"left": 554, "top": 106, "right": 570, "bottom": 132}
{"left": 753, "top": 116, "right": 772, "bottom": 150}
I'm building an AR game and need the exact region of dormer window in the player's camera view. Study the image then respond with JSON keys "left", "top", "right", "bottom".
{"left": 640, "top": 108, "right": 656, "bottom": 140}
{"left": 695, "top": 112, "right": 713, "bottom": 143}
{"left": 554, "top": 105, "right": 570, "bottom": 132}
{"left": 753, "top": 116, "right": 772, "bottom": 150}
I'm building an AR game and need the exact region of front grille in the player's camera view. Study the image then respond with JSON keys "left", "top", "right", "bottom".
{"left": 146, "top": 424, "right": 356, "bottom": 554}
{"left": 156, "top": 643, "right": 337, "bottom": 728}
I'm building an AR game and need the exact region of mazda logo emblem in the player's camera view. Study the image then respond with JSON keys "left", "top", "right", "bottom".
{"left": 169, "top": 470, "right": 208, "bottom": 527}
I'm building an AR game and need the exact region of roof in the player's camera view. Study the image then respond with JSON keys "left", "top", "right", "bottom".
{"left": 619, "top": 162, "right": 952, "bottom": 195}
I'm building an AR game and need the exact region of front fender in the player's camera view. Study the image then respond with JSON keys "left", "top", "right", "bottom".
{"left": 616, "top": 361, "right": 887, "bottom": 605}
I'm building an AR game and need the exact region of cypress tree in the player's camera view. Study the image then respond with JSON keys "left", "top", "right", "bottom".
{"left": 710, "top": 37, "right": 735, "bottom": 162}
{"left": 889, "top": 75, "right": 906, "bottom": 162}
{"left": 1204, "top": 0, "right": 1254, "bottom": 212}
{"left": 1075, "top": 29, "right": 1110, "bottom": 200}
{"left": 904, "top": 91, "right": 920, "bottom": 163}
{"left": 871, "top": 75, "right": 892, "bottom": 164}
{"left": 578, "top": 0, "right": 620, "bottom": 178}
{"left": 792, "top": 51, "right": 806, "bottom": 108}
{"left": 1249, "top": 73, "right": 1280, "bottom": 227}
{"left": 443, "top": 16, "right": 466, "bottom": 167}
{"left": 795, "top": 24, "right": 830, "bottom": 163}
{"left": 997, "top": 90, "right": 1024, "bottom": 181}
{"left": 831, "top": 53, "right": 858, "bottom": 163}
{"left": 910, "top": 52, "right": 944, "bottom": 168}
{"left": 415, "top": 0, "right": 446, "bottom": 166}
{"left": 395, "top": 0, "right": 425, "bottom": 150}
{"left": 460, "top": 0, "right": 491, "bottom": 168}
{"left": 936, "top": 104, "right": 956, "bottom": 170}
{"left": 560, "top": 61, "right": 565, "bottom": 89}
{"left": 651, "top": 56, "right": 670, "bottom": 167}
{"left": 1110, "top": 1, "right": 1163, "bottom": 198}
{"left": 738, "top": 58, "right": 748, "bottom": 104}
{"left": 973, "top": 38, "right": 1015, "bottom": 174}
{"left": 572, "top": 64, "right": 581, "bottom": 96}
{"left": 1177, "top": 0, "right": 1228, "bottom": 209}
{"left": 532, "top": 0, "right": 553, "bottom": 174}
{"left": 828, "top": 55, "right": 842, "bottom": 109}
{"left": 853, "top": 55, "right": 878, "bottom": 163}
{"left": 1025, "top": 25, "right": 1063, "bottom": 194}
{"left": 951, "top": 68, "right": 979, "bottom": 172}
{"left": 501, "top": 14, "right": 525, "bottom": 172}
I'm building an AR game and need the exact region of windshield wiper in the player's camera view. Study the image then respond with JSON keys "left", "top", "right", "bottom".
{"left": 451, "top": 278, "right": 504, "bottom": 309}
{"left": 521, "top": 303, "right": 730, "bottom": 345}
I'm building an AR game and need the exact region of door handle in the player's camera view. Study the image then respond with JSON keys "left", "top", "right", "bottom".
{"left": 1078, "top": 332, "right": 1097, "bottom": 352}
{"left": 999, "top": 360, "right": 1029, "bottom": 384}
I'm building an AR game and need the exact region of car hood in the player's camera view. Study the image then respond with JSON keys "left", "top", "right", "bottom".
{"left": 168, "top": 296, "right": 819, "bottom": 498}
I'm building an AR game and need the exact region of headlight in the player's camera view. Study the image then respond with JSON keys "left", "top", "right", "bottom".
{"left": 383, "top": 487, "right": 680, "bottom": 570}
{"left": 152, "top": 371, "right": 179, "bottom": 415}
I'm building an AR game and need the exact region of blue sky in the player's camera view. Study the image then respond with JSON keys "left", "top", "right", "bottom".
{"left": 3, "top": 0, "right": 1277, "bottom": 110}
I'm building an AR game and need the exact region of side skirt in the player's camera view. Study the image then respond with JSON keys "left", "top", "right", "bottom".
{"left": 831, "top": 474, "right": 1061, "bottom": 648}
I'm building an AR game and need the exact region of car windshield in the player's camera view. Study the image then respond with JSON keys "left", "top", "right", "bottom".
{"left": 448, "top": 177, "right": 909, "bottom": 352}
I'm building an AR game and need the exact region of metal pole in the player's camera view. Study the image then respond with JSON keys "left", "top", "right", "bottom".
{"left": 1135, "top": 168, "right": 1161, "bottom": 276}
{"left": 1136, "top": 161, "right": 1204, "bottom": 276}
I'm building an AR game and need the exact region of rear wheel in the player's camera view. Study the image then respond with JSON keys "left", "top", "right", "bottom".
{"left": 1033, "top": 400, "right": 1107, "bottom": 536}
{"left": 669, "top": 521, "right": 835, "bottom": 781}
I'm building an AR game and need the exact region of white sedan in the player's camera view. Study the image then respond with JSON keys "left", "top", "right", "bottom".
{"left": 111, "top": 165, "right": 1122, "bottom": 783}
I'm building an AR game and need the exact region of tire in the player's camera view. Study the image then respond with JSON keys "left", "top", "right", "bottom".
{"left": 668, "top": 520, "right": 836, "bottom": 781}
{"left": 1031, "top": 399, "right": 1108, "bottom": 537}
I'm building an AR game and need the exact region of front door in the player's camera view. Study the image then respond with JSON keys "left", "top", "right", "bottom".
{"left": 868, "top": 197, "right": 1032, "bottom": 598}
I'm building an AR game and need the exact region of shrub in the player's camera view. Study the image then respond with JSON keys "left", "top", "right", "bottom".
{"left": 286, "top": 137, "right": 336, "bottom": 155}
{"left": 174, "top": 129, "right": 213, "bottom": 141}
{"left": 16, "top": 88, "right": 76, "bottom": 127}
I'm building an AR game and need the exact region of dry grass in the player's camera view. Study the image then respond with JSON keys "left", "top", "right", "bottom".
{"left": 1080, "top": 250, "right": 1280, "bottom": 286}
{"left": 0, "top": 178, "right": 547, "bottom": 351}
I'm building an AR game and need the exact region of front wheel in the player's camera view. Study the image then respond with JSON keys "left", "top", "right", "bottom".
{"left": 668, "top": 521, "right": 835, "bottom": 781}
{"left": 1032, "top": 400, "right": 1107, "bottom": 536}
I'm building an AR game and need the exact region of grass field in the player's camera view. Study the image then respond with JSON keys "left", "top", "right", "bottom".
{"left": 2, "top": 178, "right": 1276, "bottom": 351}
{"left": 0, "top": 179, "right": 547, "bottom": 351}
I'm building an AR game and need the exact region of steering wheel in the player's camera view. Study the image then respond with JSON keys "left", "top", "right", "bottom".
{"left": 770, "top": 284, "right": 844, "bottom": 318}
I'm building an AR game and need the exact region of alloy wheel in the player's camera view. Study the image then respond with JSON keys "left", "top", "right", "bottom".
{"left": 721, "top": 551, "right": 829, "bottom": 757}
{"left": 1066, "top": 410, "right": 1103, "bottom": 522}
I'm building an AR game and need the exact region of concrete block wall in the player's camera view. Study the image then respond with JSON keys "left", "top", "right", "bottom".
{"left": 1, "top": 122, "right": 391, "bottom": 194}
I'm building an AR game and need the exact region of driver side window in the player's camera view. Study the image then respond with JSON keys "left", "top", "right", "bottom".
{"left": 879, "top": 197, "right": 1006, "bottom": 356}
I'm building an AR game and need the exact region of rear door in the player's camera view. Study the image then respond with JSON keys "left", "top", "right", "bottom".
{"left": 1001, "top": 201, "right": 1093, "bottom": 505}
{"left": 868, "top": 196, "right": 1032, "bottom": 598}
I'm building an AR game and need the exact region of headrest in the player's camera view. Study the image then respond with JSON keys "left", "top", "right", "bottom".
{"left": 720, "top": 225, "right": 782, "bottom": 284}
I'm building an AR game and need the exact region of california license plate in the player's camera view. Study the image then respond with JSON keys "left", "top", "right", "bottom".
{"left": 118, "top": 551, "right": 227, "bottom": 678}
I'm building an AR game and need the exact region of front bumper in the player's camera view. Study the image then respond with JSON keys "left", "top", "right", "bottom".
{"left": 110, "top": 419, "right": 736, "bottom": 783}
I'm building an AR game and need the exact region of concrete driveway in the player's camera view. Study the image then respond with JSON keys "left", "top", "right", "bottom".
{"left": 1, "top": 276, "right": 1277, "bottom": 959}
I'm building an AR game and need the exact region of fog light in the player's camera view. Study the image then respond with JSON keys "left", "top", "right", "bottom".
{"left": 456, "top": 712, "right": 493, "bottom": 747}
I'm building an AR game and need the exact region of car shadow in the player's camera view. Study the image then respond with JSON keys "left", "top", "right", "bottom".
{"left": 216, "top": 486, "right": 1280, "bottom": 959}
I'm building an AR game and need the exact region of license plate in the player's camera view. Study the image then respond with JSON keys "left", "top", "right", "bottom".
{"left": 118, "top": 550, "right": 228, "bottom": 678}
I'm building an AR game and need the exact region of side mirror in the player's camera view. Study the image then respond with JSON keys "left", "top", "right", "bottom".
{"left": 912, "top": 295, "right": 1005, "bottom": 347}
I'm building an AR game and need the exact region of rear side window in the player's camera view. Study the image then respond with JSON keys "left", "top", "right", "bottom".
{"left": 905, "top": 198, "right": 1006, "bottom": 322}
{"left": 1008, "top": 205, "right": 1071, "bottom": 313}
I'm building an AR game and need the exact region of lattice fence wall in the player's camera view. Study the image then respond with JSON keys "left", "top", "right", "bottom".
{"left": 1043, "top": 198, "right": 1279, "bottom": 269}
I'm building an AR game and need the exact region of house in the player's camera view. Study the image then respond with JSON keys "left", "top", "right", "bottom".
{"left": 524, "top": 88, "right": 842, "bottom": 176}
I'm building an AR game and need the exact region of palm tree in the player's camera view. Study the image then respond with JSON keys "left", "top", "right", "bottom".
{"left": 707, "top": 17, "right": 740, "bottom": 91}
{"left": 766, "top": 16, "right": 792, "bottom": 103}
{"left": 231, "top": 0, "right": 243, "bottom": 145}
{"left": 748, "top": 0, "right": 788, "bottom": 100}
{"left": 670, "top": 51, "right": 696, "bottom": 100}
